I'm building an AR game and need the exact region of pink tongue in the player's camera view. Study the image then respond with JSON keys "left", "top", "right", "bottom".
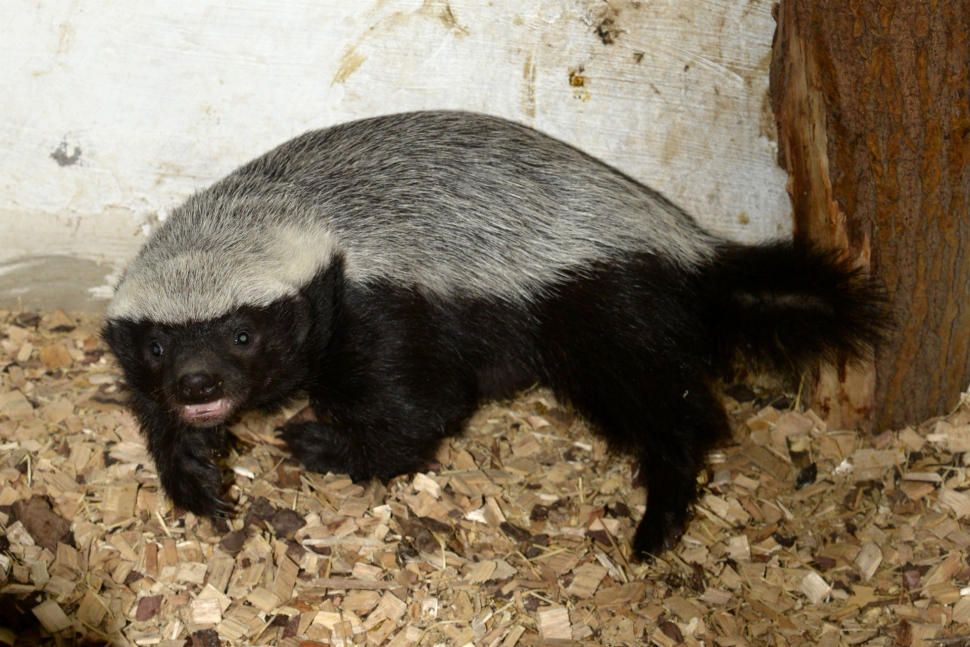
{"left": 183, "top": 398, "right": 230, "bottom": 420}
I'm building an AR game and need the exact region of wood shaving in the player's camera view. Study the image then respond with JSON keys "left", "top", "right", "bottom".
{"left": 3, "top": 309, "right": 970, "bottom": 646}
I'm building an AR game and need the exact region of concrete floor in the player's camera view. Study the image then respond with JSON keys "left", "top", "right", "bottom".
{"left": 0, "top": 255, "right": 114, "bottom": 314}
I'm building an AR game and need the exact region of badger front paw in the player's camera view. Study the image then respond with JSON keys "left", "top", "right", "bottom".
{"left": 157, "top": 447, "right": 234, "bottom": 519}
{"left": 279, "top": 421, "right": 367, "bottom": 480}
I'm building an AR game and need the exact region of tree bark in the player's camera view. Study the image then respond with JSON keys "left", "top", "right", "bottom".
{"left": 770, "top": 0, "right": 970, "bottom": 431}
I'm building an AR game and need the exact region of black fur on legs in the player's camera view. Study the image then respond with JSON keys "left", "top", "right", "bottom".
{"left": 279, "top": 247, "right": 883, "bottom": 557}
{"left": 105, "top": 241, "right": 885, "bottom": 557}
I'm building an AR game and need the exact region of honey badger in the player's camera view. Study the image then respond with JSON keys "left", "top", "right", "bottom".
{"left": 102, "top": 111, "right": 885, "bottom": 556}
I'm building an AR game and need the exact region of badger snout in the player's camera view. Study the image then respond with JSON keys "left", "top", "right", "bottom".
{"left": 178, "top": 371, "right": 223, "bottom": 403}
{"left": 176, "top": 370, "right": 232, "bottom": 427}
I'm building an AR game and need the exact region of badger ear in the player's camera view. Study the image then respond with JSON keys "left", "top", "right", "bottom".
{"left": 101, "top": 319, "right": 129, "bottom": 355}
{"left": 100, "top": 317, "right": 146, "bottom": 365}
{"left": 101, "top": 320, "right": 117, "bottom": 347}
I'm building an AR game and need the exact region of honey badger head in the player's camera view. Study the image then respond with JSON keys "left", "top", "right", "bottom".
{"left": 103, "top": 299, "right": 313, "bottom": 428}
{"left": 102, "top": 183, "right": 335, "bottom": 427}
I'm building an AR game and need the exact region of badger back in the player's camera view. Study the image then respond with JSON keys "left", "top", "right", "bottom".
{"left": 108, "top": 111, "right": 718, "bottom": 324}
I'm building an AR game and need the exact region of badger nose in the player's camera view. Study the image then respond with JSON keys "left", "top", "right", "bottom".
{"left": 178, "top": 372, "right": 223, "bottom": 403}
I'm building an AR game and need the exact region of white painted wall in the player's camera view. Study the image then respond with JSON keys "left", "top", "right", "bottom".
{"left": 1, "top": 0, "right": 789, "bottom": 302}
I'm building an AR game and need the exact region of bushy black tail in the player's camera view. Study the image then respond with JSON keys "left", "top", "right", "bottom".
{"left": 703, "top": 241, "right": 889, "bottom": 377}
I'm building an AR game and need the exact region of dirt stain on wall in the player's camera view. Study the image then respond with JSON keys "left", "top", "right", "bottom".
{"left": 51, "top": 141, "right": 81, "bottom": 167}
{"left": 332, "top": 0, "right": 469, "bottom": 86}
{"left": 579, "top": 0, "right": 622, "bottom": 45}
{"left": 568, "top": 66, "right": 591, "bottom": 101}
{"left": 422, "top": 0, "right": 469, "bottom": 36}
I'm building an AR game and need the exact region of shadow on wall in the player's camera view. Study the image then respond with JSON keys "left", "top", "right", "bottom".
{"left": 0, "top": 256, "right": 112, "bottom": 314}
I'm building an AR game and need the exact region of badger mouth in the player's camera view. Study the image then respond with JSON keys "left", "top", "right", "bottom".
{"left": 181, "top": 398, "right": 233, "bottom": 427}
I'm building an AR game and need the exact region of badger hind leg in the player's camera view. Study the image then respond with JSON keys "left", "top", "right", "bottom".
{"left": 563, "top": 369, "right": 728, "bottom": 558}
{"left": 537, "top": 255, "right": 728, "bottom": 557}
{"left": 630, "top": 383, "right": 730, "bottom": 557}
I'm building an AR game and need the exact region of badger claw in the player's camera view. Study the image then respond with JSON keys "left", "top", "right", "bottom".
{"left": 159, "top": 449, "right": 233, "bottom": 520}
{"left": 206, "top": 493, "right": 235, "bottom": 519}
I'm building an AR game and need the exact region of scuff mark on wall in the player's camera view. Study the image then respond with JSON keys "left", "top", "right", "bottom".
{"left": 51, "top": 141, "right": 81, "bottom": 167}
{"left": 421, "top": 0, "right": 469, "bottom": 36}
{"left": 56, "top": 21, "right": 76, "bottom": 56}
{"left": 332, "top": 46, "right": 367, "bottom": 85}
{"left": 54, "top": 0, "right": 82, "bottom": 58}
{"left": 521, "top": 53, "right": 537, "bottom": 119}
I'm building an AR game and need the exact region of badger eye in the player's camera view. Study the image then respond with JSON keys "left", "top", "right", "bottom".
{"left": 235, "top": 331, "right": 251, "bottom": 346}
{"left": 150, "top": 341, "right": 163, "bottom": 357}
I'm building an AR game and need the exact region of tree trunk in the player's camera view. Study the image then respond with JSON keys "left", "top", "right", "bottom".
{"left": 770, "top": 0, "right": 970, "bottom": 431}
